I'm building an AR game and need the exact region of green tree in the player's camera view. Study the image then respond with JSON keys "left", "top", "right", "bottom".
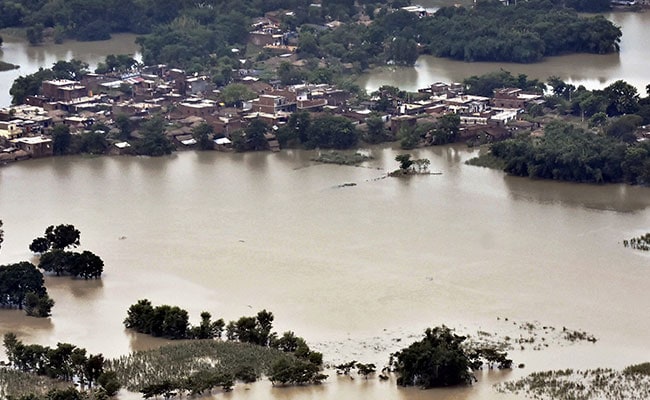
{"left": 220, "top": 83, "right": 255, "bottom": 107}
{"left": 98, "top": 371, "right": 122, "bottom": 397}
{"left": 51, "top": 125, "right": 72, "bottom": 156}
{"left": 38, "top": 249, "right": 74, "bottom": 276}
{"left": 51, "top": 60, "right": 89, "bottom": 80}
{"left": 393, "top": 326, "right": 473, "bottom": 388}
{"left": 10, "top": 68, "right": 54, "bottom": 105}
{"left": 24, "top": 291, "right": 54, "bottom": 317}
{"left": 0, "top": 261, "right": 48, "bottom": 313}
{"left": 192, "top": 122, "right": 215, "bottom": 151}
{"left": 114, "top": 114, "right": 133, "bottom": 141}
{"left": 365, "top": 116, "right": 387, "bottom": 144}
{"left": 44, "top": 224, "right": 81, "bottom": 250}
{"left": 395, "top": 154, "right": 413, "bottom": 171}
{"left": 604, "top": 80, "right": 639, "bottom": 116}
{"left": 244, "top": 118, "right": 270, "bottom": 151}
{"left": 304, "top": 115, "right": 358, "bottom": 149}
{"left": 69, "top": 251, "right": 104, "bottom": 279}
{"left": 26, "top": 24, "right": 44, "bottom": 45}
{"left": 135, "top": 116, "right": 174, "bottom": 156}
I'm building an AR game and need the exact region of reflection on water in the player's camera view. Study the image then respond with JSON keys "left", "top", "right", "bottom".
{"left": 0, "top": 33, "right": 140, "bottom": 106}
{"left": 1, "top": 147, "right": 650, "bottom": 400}
{"left": 359, "top": 11, "right": 650, "bottom": 94}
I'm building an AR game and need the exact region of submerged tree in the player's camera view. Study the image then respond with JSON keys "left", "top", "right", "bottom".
{"left": 392, "top": 325, "right": 474, "bottom": 388}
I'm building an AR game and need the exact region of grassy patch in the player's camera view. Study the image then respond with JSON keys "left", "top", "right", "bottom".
{"left": 106, "top": 340, "right": 298, "bottom": 391}
{"left": 465, "top": 153, "right": 506, "bottom": 170}
{"left": 311, "top": 151, "right": 373, "bottom": 166}
{"left": 496, "top": 366, "right": 650, "bottom": 400}
{"left": 0, "top": 368, "right": 73, "bottom": 398}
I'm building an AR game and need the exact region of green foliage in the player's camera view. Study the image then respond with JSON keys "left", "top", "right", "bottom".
{"left": 97, "top": 371, "right": 121, "bottom": 396}
{"left": 605, "top": 115, "right": 643, "bottom": 143}
{"left": 23, "top": 292, "right": 54, "bottom": 317}
{"left": 51, "top": 125, "right": 72, "bottom": 156}
{"left": 464, "top": 70, "right": 545, "bottom": 97}
{"left": 44, "top": 224, "right": 81, "bottom": 250}
{"left": 95, "top": 54, "right": 139, "bottom": 74}
{"left": 26, "top": 24, "right": 44, "bottom": 45}
{"left": 191, "top": 123, "right": 215, "bottom": 151}
{"left": 10, "top": 68, "right": 54, "bottom": 105}
{"left": 392, "top": 326, "right": 473, "bottom": 388}
{"left": 268, "top": 358, "right": 327, "bottom": 386}
{"left": 51, "top": 60, "right": 89, "bottom": 81}
{"left": 489, "top": 120, "right": 650, "bottom": 184}
{"left": 364, "top": 116, "right": 388, "bottom": 144}
{"left": 395, "top": 154, "right": 414, "bottom": 171}
{"left": 0, "top": 262, "right": 48, "bottom": 315}
{"left": 38, "top": 249, "right": 104, "bottom": 279}
{"left": 2, "top": 336, "right": 106, "bottom": 392}
{"left": 134, "top": 116, "right": 174, "bottom": 156}
{"left": 106, "top": 340, "right": 305, "bottom": 392}
{"left": 604, "top": 80, "right": 639, "bottom": 116}
{"left": 124, "top": 299, "right": 190, "bottom": 339}
{"left": 304, "top": 115, "right": 358, "bottom": 149}
{"left": 220, "top": 84, "right": 256, "bottom": 107}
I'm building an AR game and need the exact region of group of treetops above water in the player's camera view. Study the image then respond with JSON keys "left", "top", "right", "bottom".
{"left": 0, "top": 223, "right": 103, "bottom": 318}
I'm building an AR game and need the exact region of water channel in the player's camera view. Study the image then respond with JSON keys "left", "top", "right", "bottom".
{"left": 1, "top": 146, "right": 649, "bottom": 399}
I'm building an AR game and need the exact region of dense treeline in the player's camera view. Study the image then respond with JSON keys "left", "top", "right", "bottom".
{"left": 489, "top": 121, "right": 650, "bottom": 184}
{"left": 462, "top": 72, "right": 650, "bottom": 185}
{"left": 303, "top": 0, "right": 620, "bottom": 67}
{"left": 418, "top": 0, "right": 620, "bottom": 63}
{"left": 3, "top": 333, "right": 121, "bottom": 396}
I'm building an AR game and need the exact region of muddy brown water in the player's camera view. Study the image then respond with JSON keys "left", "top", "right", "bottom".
{"left": 358, "top": 11, "right": 650, "bottom": 94}
{"left": 1, "top": 145, "right": 649, "bottom": 399}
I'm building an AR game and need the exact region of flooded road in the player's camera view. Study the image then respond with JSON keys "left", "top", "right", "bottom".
{"left": 1, "top": 146, "right": 649, "bottom": 399}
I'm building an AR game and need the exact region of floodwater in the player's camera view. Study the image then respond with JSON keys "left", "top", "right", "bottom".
{"left": 1, "top": 146, "right": 649, "bottom": 399}
{"left": 0, "top": 33, "right": 140, "bottom": 106}
{"left": 358, "top": 11, "right": 650, "bottom": 94}
{"left": 1, "top": 11, "right": 650, "bottom": 106}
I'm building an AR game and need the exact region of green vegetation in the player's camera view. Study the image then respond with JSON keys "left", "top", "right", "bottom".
{"left": 497, "top": 365, "right": 650, "bottom": 400}
{"left": 392, "top": 326, "right": 475, "bottom": 387}
{"left": 311, "top": 151, "right": 373, "bottom": 165}
{"left": 30, "top": 224, "right": 104, "bottom": 280}
{"left": 106, "top": 339, "right": 325, "bottom": 393}
{"left": 123, "top": 303, "right": 325, "bottom": 388}
{"left": 276, "top": 113, "right": 359, "bottom": 150}
{"left": 391, "top": 154, "right": 431, "bottom": 176}
{"left": 483, "top": 120, "right": 650, "bottom": 184}
{"left": 623, "top": 233, "right": 650, "bottom": 251}
{"left": 0, "top": 262, "right": 53, "bottom": 317}
{"left": 2, "top": 334, "right": 120, "bottom": 397}
{"left": 0, "top": 369, "right": 74, "bottom": 399}
{"left": 391, "top": 326, "right": 512, "bottom": 388}
{"left": 419, "top": 0, "right": 620, "bottom": 63}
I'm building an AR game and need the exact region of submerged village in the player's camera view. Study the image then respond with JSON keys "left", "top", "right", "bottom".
{"left": 0, "top": 6, "right": 549, "bottom": 163}
{"left": 2, "top": 1, "right": 650, "bottom": 400}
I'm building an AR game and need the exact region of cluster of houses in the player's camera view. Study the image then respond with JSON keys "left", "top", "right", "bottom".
{"left": 0, "top": 61, "right": 546, "bottom": 163}
{"left": 0, "top": 6, "right": 548, "bottom": 164}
